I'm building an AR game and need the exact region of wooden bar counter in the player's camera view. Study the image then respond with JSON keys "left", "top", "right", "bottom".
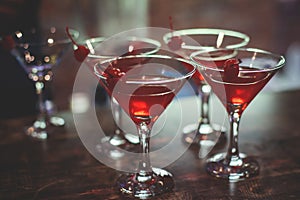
{"left": 0, "top": 89, "right": 300, "bottom": 199}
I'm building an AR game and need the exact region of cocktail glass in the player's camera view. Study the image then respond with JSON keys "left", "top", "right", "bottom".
{"left": 94, "top": 54, "right": 196, "bottom": 198}
{"left": 84, "top": 36, "right": 161, "bottom": 147}
{"left": 10, "top": 27, "right": 78, "bottom": 139}
{"left": 191, "top": 48, "right": 285, "bottom": 181}
{"left": 163, "top": 28, "right": 250, "bottom": 146}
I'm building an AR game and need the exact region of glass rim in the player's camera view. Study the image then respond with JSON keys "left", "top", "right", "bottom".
{"left": 80, "top": 36, "right": 106, "bottom": 44}
{"left": 94, "top": 54, "right": 196, "bottom": 84}
{"left": 190, "top": 47, "right": 286, "bottom": 73}
{"left": 7, "top": 27, "right": 79, "bottom": 47}
{"left": 87, "top": 36, "right": 161, "bottom": 59}
{"left": 163, "top": 28, "right": 250, "bottom": 50}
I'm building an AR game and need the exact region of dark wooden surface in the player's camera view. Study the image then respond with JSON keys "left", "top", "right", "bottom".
{"left": 0, "top": 89, "right": 300, "bottom": 200}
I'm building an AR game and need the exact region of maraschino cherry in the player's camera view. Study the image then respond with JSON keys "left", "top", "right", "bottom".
{"left": 167, "top": 16, "right": 183, "bottom": 51}
{"left": 66, "top": 27, "right": 90, "bottom": 62}
{"left": 224, "top": 58, "right": 241, "bottom": 79}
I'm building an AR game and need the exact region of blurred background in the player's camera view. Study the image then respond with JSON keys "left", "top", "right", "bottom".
{"left": 1, "top": 0, "right": 300, "bottom": 117}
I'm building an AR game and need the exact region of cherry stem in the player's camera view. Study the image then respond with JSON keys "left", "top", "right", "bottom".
{"left": 169, "top": 16, "right": 175, "bottom": 36}
{"left": 65, "top": 26, "right": 77, "bottom": 46}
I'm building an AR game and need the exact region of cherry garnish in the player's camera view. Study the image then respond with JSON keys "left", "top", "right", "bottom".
{"left": 167, "top": 16, "right": 183, "bottom": 51}
{"left": 0, "top": 35, "right": 15, "bottom": 51}
{"left": 65, "top": 27, "right": 89, "bottom": 62}
{"left": 224, "top": 58, "right": 241, "bottom": 79}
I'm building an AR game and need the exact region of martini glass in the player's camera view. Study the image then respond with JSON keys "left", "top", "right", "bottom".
{"left": 11, "top": 27, "right": 78, "bottom": 139}
{"left": 191, "top": 48, "right": 285, "bottom": 181}
{"left": 84, "top": 36, "right": 161, "bottom": 147}
{"left": 163, "top": 28, "right": 250, "bottom": 147}
{"left": 94, "top": 54, "right": 196, "bottom": 198}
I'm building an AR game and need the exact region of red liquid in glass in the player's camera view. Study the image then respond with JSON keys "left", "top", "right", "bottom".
{"left": 192, "top": 69, "right": 205, "bottom": 84}
{"left": 202, "top": 66, "right": 274, "bottom": 114}
{"left": 116, "top": 84, "right": 175, "bottom": 125}
{"left": 97, "top": 58, "right": 189, "bottom": 125}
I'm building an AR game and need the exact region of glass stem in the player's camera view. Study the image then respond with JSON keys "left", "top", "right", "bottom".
{"left": 35, "top": 81, "right": 47, "bottom": 123}
{"left": 112, "top": 98, "right": 123, "bottom": 137}
{"left": 225, "top": 110, "right": 242, "bottom": 166}
{"left": 136, "top": 122, "right": 152, "bottom": 179}
{"left": 200, "top": 84, "right": 211, "bottom": 125}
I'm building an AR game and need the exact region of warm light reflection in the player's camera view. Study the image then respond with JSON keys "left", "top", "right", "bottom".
{"left": 47, "top": 38, "right": 54, "bottom": 45}
{"left": 231, "top": 97, "right": 244, "bottom": 104}
{"left": 30, "top": 73, "right": 38, "bottom": 82}
{"left": 132, "top": 101, "right": 148, "bottom": 116}
{"left": 50, "top": 27, "right": 56, "bottom": 33}
{"left": 44, "top": 74, "right": 51, "bottom": 81}
{"left": 15, "top": 31, "right": 22, "bottom": 38}
{"left": 25, "top": 51, "right": 34, "bottom": 63}
{"left": 23, "top": 43, "right": 29, "bottom": 49}
{"left": 44, "top": 56, "right": 50, "bottom": 63}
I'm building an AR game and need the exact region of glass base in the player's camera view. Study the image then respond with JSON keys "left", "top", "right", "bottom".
{"left": 45, "top": 100, "right": 65, "bottom": 127}
{"left": 49, "top": 116, "right": 65, "bottom": 127}
{"left": 101, "top": 133, "right": 128, "bottom": 147}
{"left": 25, "top": 116, "right": 65, "bottom": 140}
{"left": 206, "top": 153, "right": 259, "bottom": 182}
{"left": 117, "top": 167, "right": 174, "bottom": 198}
{"left": 124, "top": 132, "right": 140, "bottom": 144}
{"left": 182, "top": 123, "right": 226, "bottom": 145}
{"left": 26, "top": 126, "right": 48, "bottom": 140}
{"left": 102, "top": 130, "right": 139, "bottom": 147}
{"left": 96, "top": 132, "right": 139, "bottom": 159}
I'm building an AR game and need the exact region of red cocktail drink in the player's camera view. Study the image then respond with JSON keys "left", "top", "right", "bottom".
{"left": 163, "top": 28, "right": 250, "bottom": 146}
{"left": 191, "top": 48, "right": 285, "bottom": 181}
{"left": 94, "top": 54, "right": 196, "bottom": 198}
